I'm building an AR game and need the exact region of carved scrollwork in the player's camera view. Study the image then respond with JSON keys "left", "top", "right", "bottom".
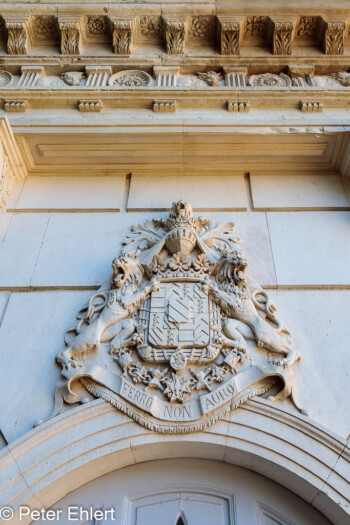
{"left": 323, "top": 21, "right": 346, "bottom": 55}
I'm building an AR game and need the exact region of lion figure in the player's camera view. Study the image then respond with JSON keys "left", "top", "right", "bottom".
{"left": 57, "top": 252, "right": 158, "bottom": 368}
{"left": 204, "top": 250, "right": 300, "bottom": 367}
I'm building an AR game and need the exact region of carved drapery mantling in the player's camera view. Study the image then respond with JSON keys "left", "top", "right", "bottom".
{"left": 59, "top": 21, "right": 80, "bottom": 55}
{"left": 6, "top": 22, "right": 29, "bottom": 55}
{"left": 165, "top": 21, "right": 186, "bottom": 55}
{"left": 112, "top": 20, "right": 135, "bottom": 55}
{"left": 323, "top": 21, "right": 345, "bottom": 55}
{"left": 39, "top": 201, "right": 306, "bottom": 433}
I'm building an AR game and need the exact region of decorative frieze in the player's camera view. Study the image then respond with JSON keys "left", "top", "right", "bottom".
{"left": 153, "top": 66, "right": 179, "bottom": 87}
{"left": 219, "top": 20, "right": 241, "bottom": 55}
{"left": 0, "top": 71, "right": 13, "bottom": 88}
{"left": 224, "top": 67, "right": 247, "bottom": 87}
{"left": 85, "top": 66, "right": 111, "bottom": 87}
{"left": 33, "top": 16, "right": 59, "bottom": 42}
{"left": 60, "top": 71, "right": 86, "bottom": 86}
{"left": 139, "top": 16, "right": 161, "bottom": 38}
{"left": 4, "top": 100, "right": 27, "bottom": 112}
{"left": 108, "top": 70, "right": 152, "bottom": 87}
{"left": 153, "top": 101, "right": 176, "bottom": 112}
{"left": 296, "top": 16, "right": 319, "bottom": 38}
{"left": 164, "top": 20, "right": 187, "bottom": 55}
{"left": 6, "top": 22, "right": 29, "bottom": 55}
{"left": 78, "top": 100, "right": 101, "bottom": 112}
{"left": 112, "top": 19, "right": 135, "bottom": 55}
{"left": 87, "top": 16, "right": 109, "bottom": 36}
{"left": 0, "top": 148, "right": 13, "bottom": 207}
{"left": 269, "top": 20, "right": 294, "bottom": 55}
{"left": 190, "top": 16, "right": 216, "bottom": 40}
{"left": 59, "top": 21, "right": 81, "bottom": 55}
{"left": 227, "top": 101, "right": 250, "bottom": 112}
{"left": 300, "top": 101, "right": 323, "bottom": 112}
{"left": 244, "top": 16, "right": 267, "bottom": 39}
{"left": 323, "top": 21, "right": 345, "bottom": 55}
{"left": 196, "top": 71, "right": 223, "bottom": 86}
{"left": 248, "top": 73, "right": 291, "bottom": 88}
{"left": 17, "top": 66, "right": 44, "bottom": 88}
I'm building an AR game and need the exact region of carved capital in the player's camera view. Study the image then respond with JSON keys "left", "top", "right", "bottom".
{"left": 6, "top": 22, "right": 29, "bottom": 55}
{"left": 112, "top": 20, "right": 135, "bottom": 55}
{"left": 164, "top": 21, "right": 186, "bottom": 55}
{"left": 269, "top": 20, "right": 294, "bottom": 55}
{"left": 59, "top": 22, "right": 81, "bottom": 55}
{"left": 220, "top": 22, "right": 240, "bottom": 55}
{"left": 323, "top": 21, "right": 345, "bottom": 55}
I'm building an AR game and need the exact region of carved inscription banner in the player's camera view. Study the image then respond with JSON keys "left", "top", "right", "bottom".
{"left": 42, "top": 201, "right": 306, "bottom": 432}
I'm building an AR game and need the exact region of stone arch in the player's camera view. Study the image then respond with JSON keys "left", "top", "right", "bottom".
{"left": 0, "top": 397, "right": 349, "bottom": 524}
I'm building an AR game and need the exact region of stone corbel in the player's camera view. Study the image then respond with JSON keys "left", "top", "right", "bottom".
{"left": 17, "top": 66, "right": 44, "bottom": 88}
{"left": 218, "top": 17, "right": 243, "bottom": 56}
{"left": 59, "top": 18, "right": 82, "bottom": 55}
{"left": 268, "top": 18, "right": 294, "bottom": 55}
{"left": 112, "top": 19, "right": 135, "bottom": 55}
{"left": 153, "top": 66, "right": 179, "bottom": 87}
{"left": 85, "top": 66, "right": 111, "bottom": 87}
{"left": 5, "top": 17, "right": 30, "bottom": 55}
{"left": 163, "top": 18, "right": 187, "bottom": 55}
{"left": 223, "top": 67, "right": 247, "bottom": 87}
{"left": 322, "top": 20, "right": 346, "bottom": 55}
{"left": 0, "top": 117, "right": 27, "bottom": 209}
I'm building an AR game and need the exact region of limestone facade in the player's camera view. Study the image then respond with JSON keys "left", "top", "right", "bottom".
{"left": 0, "top": 0, "right": 350, "bottom": 524}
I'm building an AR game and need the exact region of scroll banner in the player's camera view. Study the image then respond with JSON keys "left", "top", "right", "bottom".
{"left": 72, "top": 364, "right": 279, "bottom": 422}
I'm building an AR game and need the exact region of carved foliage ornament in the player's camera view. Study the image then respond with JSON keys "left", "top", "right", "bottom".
{"left": 60, "top": 22, "right": 80, "bottom": 55}
{"left": 323, "top": 22, "right": 345, "bottom": 55}
{"left": 272, "top": 21, "right": 293, "bottom": 55}
{"left": 113, "top": 20, "right": 134, "bottom": 55}
{"left": 6, "top": 22, "right": 28, "bottom": 55}
{"left": 87, "top": 16, "right": 108, "bottom": 35}
{"left": 221, "top": 22, "right": 240, "bottom": 55}
{"left": 165, "top": 21, "right": 186, "bottom": 55}
{"left": 41, "top": 201, "right": 306, "bottom": 433}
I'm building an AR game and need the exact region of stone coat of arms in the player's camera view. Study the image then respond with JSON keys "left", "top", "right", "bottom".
{"left": 41, "top": 201, "right": 306, "bottom": 432}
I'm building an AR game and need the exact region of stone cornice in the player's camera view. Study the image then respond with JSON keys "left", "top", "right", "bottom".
{"left": 0, "top": 11, "right": 350, "bottom": 58}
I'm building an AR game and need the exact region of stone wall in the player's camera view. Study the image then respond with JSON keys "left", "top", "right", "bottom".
{"left": 0, "top": 171, "right": 349, "bottom": 443}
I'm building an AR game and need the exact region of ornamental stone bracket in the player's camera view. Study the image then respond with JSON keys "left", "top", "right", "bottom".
{"left": 322, "top": 20, "right": 346, "bottom": 55}
{"left": 268, "top": 19, "right": 295, "bottom": 56}
{"left": 59, "top": 17, "right": 83, "bottom": 55}
{"left": 5, "top": 17, "right": 30, "bottom": 55}
{"left": 0, "top": 11, "right": 349, "bottom": 57}
{"left": 112, "top": 18, "right": 135, "bottom": 55}
{"left": 0, "top": 117, "right": 26, "bottom": 209}
{"left": 164, "top": 18, "right": 187, "bottom": 55}
{"left": 218, "top": 17, "right": 244, "bottom": 56}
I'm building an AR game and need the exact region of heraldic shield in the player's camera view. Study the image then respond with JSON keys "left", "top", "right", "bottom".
{"left": 39, "top": 200, "right": 307, "bottom": 433}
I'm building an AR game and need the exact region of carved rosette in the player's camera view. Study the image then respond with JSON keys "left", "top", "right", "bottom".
{"left": 220, "top": 22, "right": 240, "bottom": 55}
{"left": 323, "top": 22, "right": 345, "bottom": 55}
{"left": 165, "top": 21, "right": 186, "bottom": 55}
{"left": 6, "top": 22, "right": 28, "bottom": 55}
{"left": 41, "top": 200, "right": 306, "bottom": 433}
{"left": 59, "top": 22, "right": 80, "bottom": 55}
{"left": 112, "top": 20, "right": 134, "bottom": 55}
{"left": 271, "top": 21, "right": 293, "bottom": 55}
